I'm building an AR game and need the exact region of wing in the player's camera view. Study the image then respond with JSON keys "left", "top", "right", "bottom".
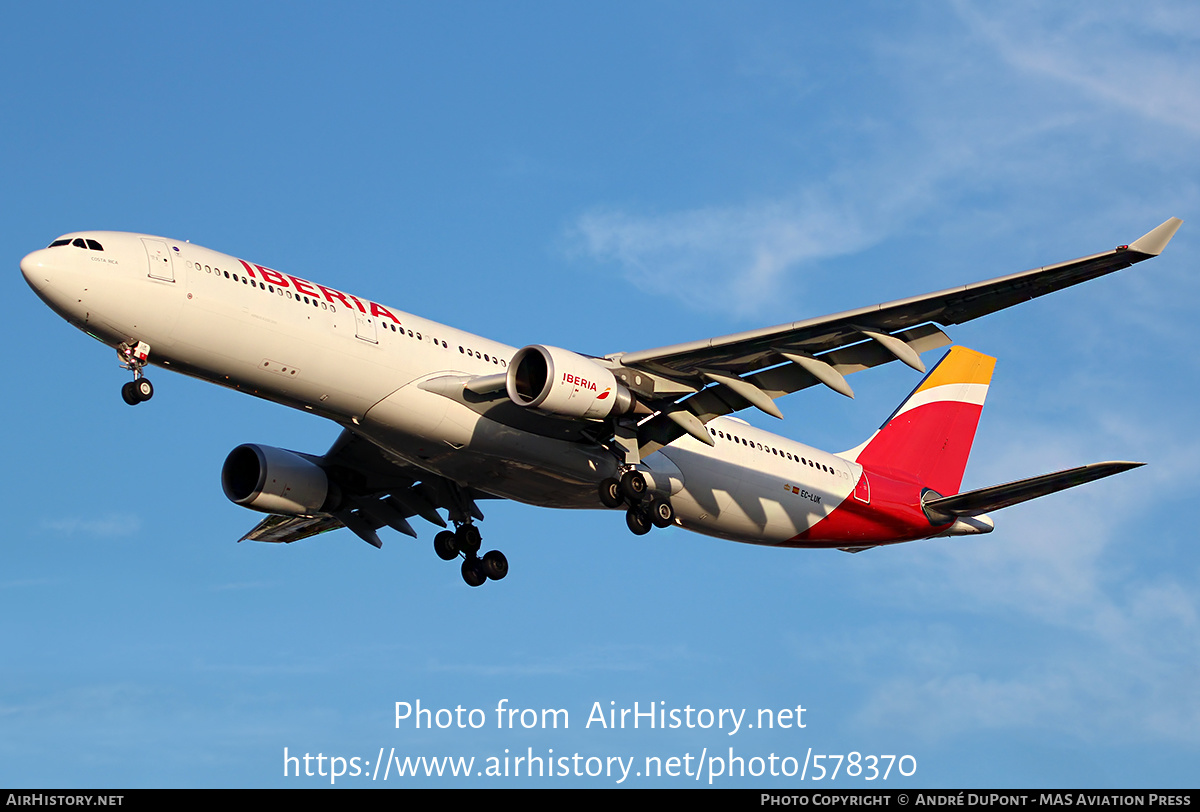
{"left": 613, "top": 218, "right": 1180, "bottom": 453}
{"left": 237, "top": 429, "right": 493, "bottom": 547}
{"left": 415, "top": 219, "right": 1179, "bottom": 457}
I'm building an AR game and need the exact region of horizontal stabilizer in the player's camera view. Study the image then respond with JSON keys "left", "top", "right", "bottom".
{"left": 922, "top": 461, "right": 1144, "bottom": 523}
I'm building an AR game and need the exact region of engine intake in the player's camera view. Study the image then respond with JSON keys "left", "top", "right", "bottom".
{"left": 221, "top": 444, "right": 337, "bottom": 516}
{"left": 506, "top": 345, "right": 635, "bottom": 419}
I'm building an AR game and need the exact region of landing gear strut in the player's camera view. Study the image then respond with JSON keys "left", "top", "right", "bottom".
{"left": 117, "top": 340, "right": 154, "bottom": 405}
{"left": 599, "top": 470, "right": 676, "bottom": 537}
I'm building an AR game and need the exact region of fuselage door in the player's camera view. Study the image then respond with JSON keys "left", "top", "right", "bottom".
{"left": 853, "top": 470, "right": 871, "bottom": 504}
{"left": 355, "top": 309, "right": 378, "bottom": 343}
{"left": 142, "top": 238, "right": 175, "bottom": 282}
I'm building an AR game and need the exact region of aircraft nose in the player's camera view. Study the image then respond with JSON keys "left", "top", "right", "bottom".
{"left": 20, "top": 248, "right": 51, "bottom": 292}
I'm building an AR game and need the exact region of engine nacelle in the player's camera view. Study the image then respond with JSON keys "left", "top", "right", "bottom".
{"left": 506, "top": 344, "right": 635, "bottom": 419}
{"left": 221, "top": 444, "right": 337, "bottom": 516}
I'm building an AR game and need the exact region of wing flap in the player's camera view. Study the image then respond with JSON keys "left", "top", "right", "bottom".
{"left": 239, "top": 514, "right": 343, "bottom": 544}
{"left": 633, "top": 325, "right": 950, "bottom": 456}
{"left": 642, "top": 324, "right": 949, "bottom": 439}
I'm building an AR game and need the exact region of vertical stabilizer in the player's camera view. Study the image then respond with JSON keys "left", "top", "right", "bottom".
{"left": 847, "top": 347, "right": 995, "bottom": 495}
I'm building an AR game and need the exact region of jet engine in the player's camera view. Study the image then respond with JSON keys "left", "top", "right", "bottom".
{"left": 506, "top": 344, "right": 636, "bottom": 419}
{"left": 221, "top": 443, "right": 340, "bottom": 516}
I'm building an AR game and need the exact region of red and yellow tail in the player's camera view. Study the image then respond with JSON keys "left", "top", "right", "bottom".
{"left": 848, "top": 347, "right": 996, "bottom": 495}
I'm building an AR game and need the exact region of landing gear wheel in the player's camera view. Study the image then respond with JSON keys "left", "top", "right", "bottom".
{"left": 456, "top": 524, "right": 482, "bottom": 555}
{"left": 461, "top": 557, "right": 486, "bottom": 587}
{"left": 434, "top": 530, "right": 460, "bottom": 561}
{"left": 481, "top": 550, "right": 508, "bottom": 581}
{"left": 598, "top": 477, "right": 624, "bottom": 508}
{"left": 626, "top": 508, "right": 652, "bottom": 536}
{"left": 121, "top": 381, "right": 140, "bottom": 406}
{"left": 620, "top": 470, "right": 647, "bottom": 502}
{"left": 134, "top": 378, "right": 154, "bottom": 402}
{"left": 648, "top": 497, "right": 675, "bottom": 528}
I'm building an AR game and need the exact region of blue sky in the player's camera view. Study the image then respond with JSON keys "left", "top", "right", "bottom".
{"left": 2, "top": 1, "right": 1198, "bottom": 788}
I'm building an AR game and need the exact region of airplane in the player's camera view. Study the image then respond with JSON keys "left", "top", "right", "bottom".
{"left": 19, "top": 218, "right": 1182, "bottom": 586}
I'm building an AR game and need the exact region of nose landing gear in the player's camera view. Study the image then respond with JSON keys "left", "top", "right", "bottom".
{"left": 117, "top": 340, "right": 154, "bottom": 405}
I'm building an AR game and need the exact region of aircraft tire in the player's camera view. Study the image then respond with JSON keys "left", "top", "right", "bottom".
{"left": 620, "top": 470, "right": 647, "bottom": 502}
{"left": 121, "top": 381, "right": 140, "bottom": 406}
{"left": 456, "top": 524, "right": 482, "bottom": 554}
{"left": 434, "top": 530, "right": 459, "bottom": 561}
{"left": 626, "top": 508, "right": 652, "bottom": 536}
{"left": 648, "top": 497, "right": 674, "bottom": 528}
{"left": 134, "top": 378, "right": 154, "bottom": 402}
{"left": 481, "top": 550, "right": 508, "bottom": 580}
{"left": 461, "top": 558, "right": 486, "bottom": 587}
{"left": 598, "top": 478, "right": 624, "bottom": 508}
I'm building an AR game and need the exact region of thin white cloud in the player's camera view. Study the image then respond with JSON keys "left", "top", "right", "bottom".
{"left": 566, "top": 2, "right": 1200, "bottom": 319}
{"left": 951, "top": 0, "right": 1200, "bottom": 136}
{"left": 572, "top": 198, "right": 872, "bottom": 318}
{"left": 41, "top": 514, "right": 141, "bottom": 537}
{"left": 844, "top": 413, "right": 1200, "bottom": 744}
{"left": 426, "top": 643, "right": 698, "bottom": 678}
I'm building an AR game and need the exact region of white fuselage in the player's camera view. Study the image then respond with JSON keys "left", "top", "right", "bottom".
{"left": 22, "top": 232, "right": 861, "bottom": 545}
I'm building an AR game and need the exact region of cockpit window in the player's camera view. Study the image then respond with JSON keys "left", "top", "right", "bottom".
{"left": 53, "top": 237, "right": 104, "bottom": 251}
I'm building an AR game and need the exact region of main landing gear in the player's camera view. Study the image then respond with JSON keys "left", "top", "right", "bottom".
{"left": 598, "top": 469, "right": 675, "bottom": 536}
{"left": 117, "top": 340, "right": 154, "bottom": 406}
{"left": 433, "top": 523, "right": 508, "bottom": 587}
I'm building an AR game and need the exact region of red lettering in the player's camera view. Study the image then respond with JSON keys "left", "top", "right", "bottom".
{"left": 317, "top": 284, "right": 352, "bottom": 308}
{"left": 237, "top": 263, "right": 405, "bottom": 322}
{"left": 257, "top": 267, "right": 290, "bottom": 288}
{"left": 370, "top": 302, "right": 400, "bottom": 324}
{"left": 290, "top": 276, "right": 319, "bottom": 297}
